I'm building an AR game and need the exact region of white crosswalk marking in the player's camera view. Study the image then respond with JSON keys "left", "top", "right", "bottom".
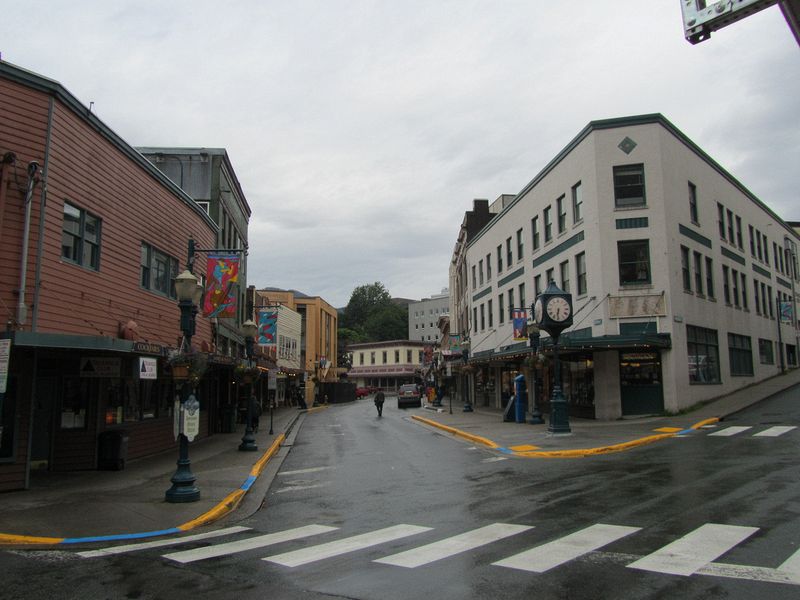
{"left": 708, "top": 426, "right": 752, "bottom": 437}
{"left": 753, "top": 425, "right": 797, "bottom": 437}
{"left": 77, "top": 526, "right": 252, "bottom": 558}
{"left": 263, "top": 524, "right": 432, "bottom": 567}
{"left": 162, "top": 524, "right": 338, "bottom": 564}
{"left": 493, "top": 524, "right": 640, "bottom": 573}
{"left": 778, "top": 546, "right": 800, "bottom": 575}
{"left": 374, "top": 523, "right": 532, "bottom": 568}
{"left": 627, "top": 524, "right": 758, "bottom": 576}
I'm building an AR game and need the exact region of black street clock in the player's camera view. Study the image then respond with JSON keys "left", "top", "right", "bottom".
{"left": 533, "top": 280, "right": 573, "bottom": 336}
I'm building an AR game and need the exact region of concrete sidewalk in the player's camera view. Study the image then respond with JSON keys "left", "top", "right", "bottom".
{"left": 413, "top": 368, "right": 800, "bottom": 457}
{"left": 0, "top": 406, "right": 318, "bottom": 546}
{"left": 1, "top": 369, "right": 798, "bottom": 547}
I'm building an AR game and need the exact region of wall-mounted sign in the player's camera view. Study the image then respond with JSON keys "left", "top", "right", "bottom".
{"left": 80, "top": 357, "right": 121, "bottom": 378}
{"left": 138, "top": 357, "right": 157, "bottom": 380}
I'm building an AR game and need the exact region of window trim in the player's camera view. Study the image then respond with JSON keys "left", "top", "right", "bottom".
{"left": 61, "top": 201, "right": 102, "bottom": 271}
{"left": 613, "top": 164, "right": 646, "bottom": 208}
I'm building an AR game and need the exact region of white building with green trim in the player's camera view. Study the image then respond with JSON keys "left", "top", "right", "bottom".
{"left": 450, "top": 114, "right": 799, "bottom": 420}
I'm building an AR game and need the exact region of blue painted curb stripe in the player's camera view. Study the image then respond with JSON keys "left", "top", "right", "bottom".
{"left": 240, "top": 475, "right": 257, "bottom": 491}
{"left": 61, "top": 527, "right": 182, "bottom": 544}
{"left": 497, "top": 447, "right": 514, "bottom": 454}
{"left": 678, "top": 428, "right": 695, "bottom": 435}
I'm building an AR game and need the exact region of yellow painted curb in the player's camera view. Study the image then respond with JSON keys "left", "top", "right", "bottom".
{"left": 0, "top": 533, "right": 64, "bottom": 546}
{"left": 412, "top": 415, "right": 499, "bottom": 449}
{"left": 690, "top": 417, "right": 720, "bottom": 429}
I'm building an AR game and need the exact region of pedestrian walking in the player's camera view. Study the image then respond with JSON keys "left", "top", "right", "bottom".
{"left": 374, "top": 389, "right": 385, "bottom": 417}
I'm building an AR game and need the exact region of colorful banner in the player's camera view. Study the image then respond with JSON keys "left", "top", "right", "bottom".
{"left": 512, "top": 309, "right": 528, "bottom": 341}
{"left": 780, "top": 301, "right": 794, "bottom": 324}
{"left": 258, "top": 309, "right": 278, "bottom": 346}
{"left": 203, "top": 254, "right": 239, "bottom": 318}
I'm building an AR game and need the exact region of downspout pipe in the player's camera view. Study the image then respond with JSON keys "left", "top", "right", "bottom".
{"left": 17, "top": 160, "right": 40, "bottom": 327}
{"left": 31, "top": 96, "right": 54, "bottom": 332}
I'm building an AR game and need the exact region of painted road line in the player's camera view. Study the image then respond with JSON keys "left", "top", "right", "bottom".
{"left": 708, "top": 426, "right": 752, "bottom": 437}
{"left": 163, "top": 524, "right": 338, "bottom": 564}
{"left": 481, "top": 457, "right": 508, "bottom": 463}
{"left": 627, "top": 524, "right": 758, "bottom": 576}
{"left": 375, "top": 523, "right": 532, "bottom": 568}
{"left": 263, "top": 524, "right": 432, "bottom": 568}
{"left": 778, "top": 546, "right": 800, "bottom": 575}
{"left": 77, "top": 526, "right": 252, "bottom": 558}
{"left": 753, "top": 425, "right": 797, "bottom": 437}
{"left": 279, "top": 466, "right": 334, "bottom": 476}
{"left": 275, "top": 482, "right": 330, "bottom": 494}
{"left": 493, "top": 524, "right": 640, "bottom": 573}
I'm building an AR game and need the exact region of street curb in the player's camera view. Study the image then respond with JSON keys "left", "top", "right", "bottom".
{"left": 411, "top": 415, "right": 721, "bottom": 459}
{"left": 0, "top": 428, "right": 292, "bottom": 547}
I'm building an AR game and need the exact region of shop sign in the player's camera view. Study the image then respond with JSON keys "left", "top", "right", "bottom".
{"left": 0, "top": 339, "right": 10, "bottom": 393}
{"left": 183, "top": 395, "right": 200, "bottom": 442}
{"left": 132, "top": 342, "right": 165, "bottom": 355}
{"left": 138, "top": 357, "right": 157, "bottom": 380}
{"left": 80, "top": 357, "right": 121, "bottom": 378}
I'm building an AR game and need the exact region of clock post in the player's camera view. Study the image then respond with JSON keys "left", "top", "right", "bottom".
{"left": 533, "top": 280, "right": 573, "bottom": 435}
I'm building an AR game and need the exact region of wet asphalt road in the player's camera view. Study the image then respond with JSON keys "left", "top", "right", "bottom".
{"left": 2, "top": 389, "right": 799, "bottom": 599}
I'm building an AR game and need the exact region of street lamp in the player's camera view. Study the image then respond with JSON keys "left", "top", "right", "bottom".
{"left": 165, "top": 269, "right": 202, "bottom": 503}
{"left": 526, "top": 321, "right": 544, "bottom": 424}
{"left": 239, "top": 319, "right": 259, "bottom": 452}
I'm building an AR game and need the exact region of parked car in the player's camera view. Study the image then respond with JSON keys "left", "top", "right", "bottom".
{"left": 397, "top": 384, "right": 422, "bottom": 408}
{"left": 355, "top": 387, "right": 370, "bottom": 398}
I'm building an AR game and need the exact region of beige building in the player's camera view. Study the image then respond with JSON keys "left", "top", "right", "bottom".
{"left": 251, "top": 287, "right": 339, "bottom": 406}
{"left": 451, "top": 114, "right": 799, "bottom": 420}
{"left": 347, "top": 340, "right": 427, "bottom": 392}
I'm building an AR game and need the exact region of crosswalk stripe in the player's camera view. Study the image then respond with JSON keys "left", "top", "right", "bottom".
{"left": 162, "top": 524, "right": 338, "bottom": 564}
{"left": 627, "top": 523, "right": 758, "bottom": 576}
{"left": 374, "top": 523, "right": 532, "bottom": 568}
{"left": 262, "top": 524, "right": 432, "bottom": 568}
{"left": 778, "top": 546, "right": 800, "bottom": 575}
{"left": 279, "top": 466, "right": 334, "bottom": 476}
{"left": 77, "top": 526, "right": 252, "bottom": 558}
{"left": 753, "top": 426, "right": 797, "bottom": 437}
{"left": 492, "top": 523, "right": 640, "bottom": 573}
{"left": 708, "top": 426, "right": 752, "bottom": 437}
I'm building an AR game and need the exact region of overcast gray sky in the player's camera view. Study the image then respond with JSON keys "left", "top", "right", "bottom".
{"left": 2, "top": 1, "right": 798, "bottom": 307}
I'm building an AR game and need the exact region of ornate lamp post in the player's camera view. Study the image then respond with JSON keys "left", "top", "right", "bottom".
{"left": 533, "top": 280, "right": 573, "bottom": 435}
{"left": 239, "top": 319, "right": 259, "bottom": 452}
{"left": 526, "top": 321, "right": 544, "bottom": 424}
{"left": 165, "top": 269, "right": 203, "bottom": 503}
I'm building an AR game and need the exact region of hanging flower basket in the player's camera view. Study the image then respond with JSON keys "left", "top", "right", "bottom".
{"left": 233, "top": 362, "right": 261, "bottom": 384}
{"left": 168, "top": 351, "right": 208, "bottom": 385}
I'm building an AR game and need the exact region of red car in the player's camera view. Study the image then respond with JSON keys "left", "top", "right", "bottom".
{"left": 355, "top": 387, "right": 370, "bottom": 398}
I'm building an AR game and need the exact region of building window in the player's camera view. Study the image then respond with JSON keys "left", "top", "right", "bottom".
{"left": 518, "top": 283, "right": 525, "bottom": 310}
{"left": 613, "top": 164, "right": 645, "bottom": 208}
{"left": 705, "top": 257, "right": 715, "bottom": 299}
{"left": 754, "top": 278, "right": 761, "bottom": 314}
{"left": 479, "top": 259, "right": 484, "bottom": 286}
{"left": 722, "top": 265, "right": 730, "bottom": 304}
{"left": 545, "top": 268, "right": 554, "bottom": 286}
{"left": 618, "top": 240, "right": 651, "bottom": 285}
{"left": 572, "top": 181, "right": 583, "bottom": 223}
{"left": 359, "top": 352, "right": 364, "bottom": 365}
{"left": 371, "top": 352, "right": 376, "bottom": 365}
{"left": 62, "top": 202, "right": 101, "bottom": 270}
{"left": 717, "top": 203, "right": 725, "bottom": 239}
{"left": 728, "top": 333, "right": 753, "bottom": 376}
{"left": 736, "top": 216, "right": 743, "bottom": 249}
{"left": 688, "top": 182, "right": 698, "bottom": 223}
{"left": 756, "top": 230, "right": 763, "bottom": 261}
{"left": 382, "top": 351, "right": 387, "bottom": 363}
{"left": 687, "top": 325, "right": 720, "bottom": 384}
{"left": 506, "top": 237, "right": 513, "bottom": 267}
{"left": 407, "top": 350, "right": 412, "bottom": 362}
{"left": 731, "top": 269, "right": 740, "bottom": 307}
{"left": 560, "top": 260, "right": 570, "bottom": 293}
{"left": 741, "top": 274, "right": 748, "bottom": 310}
{"left": 693, "top": 251, "right": 703, "bottom": 294}
{"left": 517, "top": 228, "right": 524, "bottom": 261}
{"left": 488, "top": 299, "right": 493, "bottom": 328}
{"left": 497, "top": 245, "right": 503, "bottom": 272}
{"left": 576, "top": 252, "right": 587, "bottom": 296}
{"left": 681, "top": 246, "right": 691, "bottom": 291}
{"left": 767, "top": 285, "right": 774, "bottom": 317}
{"left": 727, "top": 209, "right": 735, "bottom": 244}
{"left": 534, "top": 274, "right": 542, "bottom": 300}
{"left": 141, "top": 243, "right": 179, "bottom": 298}
{"left": 557, "top": 195, "right": 566, "bottom": 233}
{"left": 499, "top": 293, "right": 505, "bottom": 324}
{"left": 472, "top": 265, "right": 477, "bottom": 289}
{"left": 480, "top": 304, "right": 485, "bottom": 330}
{"left": 531, "top": 217, "right": 540, "bottom": 251}
{"left": 395, "top": 350, "right": 400, "bottom": 363}
{"left": 749, "top": 225, "right": 755, "bottom": 256}
{"left": 486, "top": 254, "right": 492, "bottom": 281}
{"left": 763, "top": 234, "right": 770, "bottom": 266}
{"left": 473, "top": 307, "right": 478, "bottom": 332}
{"left": 759, "top": 338, "right": 774, "bottom": 364}
{"left": 508, "top": 289, "right": 514, "bottom": 316}
{"left": 544, "top": 207, "right": 552, "bottom": 242}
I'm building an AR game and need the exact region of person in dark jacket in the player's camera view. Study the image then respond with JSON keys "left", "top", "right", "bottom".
{"left": 374, "top": 390, "right": 385, "bottom": 417}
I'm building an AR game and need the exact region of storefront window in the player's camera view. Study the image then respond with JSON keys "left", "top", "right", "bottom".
{"left": 61, "top": 377, "right": 89, "bottom": 429}
{"left": 1, "top": 377, "right": 16, "bottom": 459}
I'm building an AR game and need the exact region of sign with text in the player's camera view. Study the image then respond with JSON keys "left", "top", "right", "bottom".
{"left": 138, "top": 357, "right": 157, "bottom": 380}
{"left": 0, "top": 339, "right": 10, "bottom": 394}
{"left": 80, "top": 357, "right": 121, "bottom": 378}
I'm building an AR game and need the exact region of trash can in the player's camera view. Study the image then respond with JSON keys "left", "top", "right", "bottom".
{"left": 97, "top": 430, "right": 128, "bottom": 470}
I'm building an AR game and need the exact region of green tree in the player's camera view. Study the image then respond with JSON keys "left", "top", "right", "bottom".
{"left": 363, "top": 303, "right": 407, "bottom": 341}
{"left": 340, "top": 282, "right": 408, "bottom": 343}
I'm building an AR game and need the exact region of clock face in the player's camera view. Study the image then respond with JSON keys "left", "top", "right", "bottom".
{"left": 546, "top": 296, "right": 571, "bottom": 322}
{"left": 533, "top": 298, "right": 543, "bottom": 323}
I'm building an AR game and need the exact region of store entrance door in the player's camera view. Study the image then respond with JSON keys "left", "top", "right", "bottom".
{"left": 619, "top": 351, "right": 663, "bottom": 415}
